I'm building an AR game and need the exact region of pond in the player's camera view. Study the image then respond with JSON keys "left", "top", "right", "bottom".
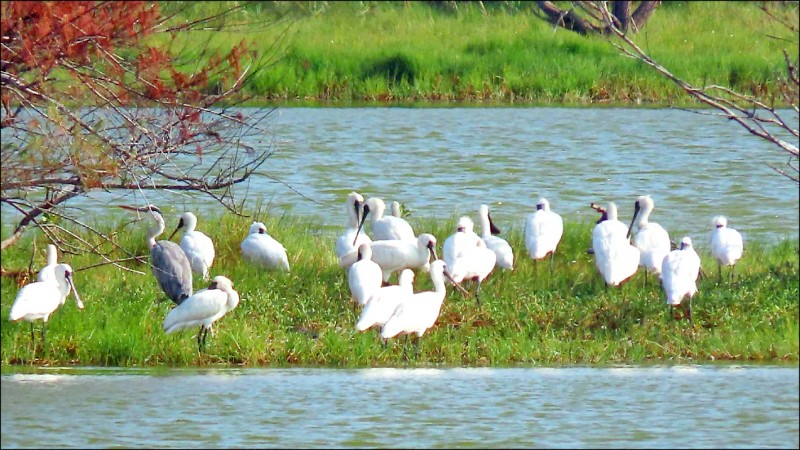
{"left": 6, "top": 107, "right": 797, "bottom": 244}
{"left": 2, "top": 365, "right": 798, "bottom": 448}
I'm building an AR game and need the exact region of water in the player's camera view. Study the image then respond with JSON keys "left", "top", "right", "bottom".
{"left": 2, "top": 365, "right": 798, "bottom": 448}
{"left": 4, "top": 107, "right": 797, "bottom": 243}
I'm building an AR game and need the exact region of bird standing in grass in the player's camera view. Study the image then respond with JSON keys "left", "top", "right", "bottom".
{"left": 163, "top": 275, "right": 240, "bottom": 352}
{"left": 710, "top": 215, "right": 744, "bottom": 282}
{"left": 524, "top": 197, "right": 563, "bottom": 272}
{"left": 381, "top": 260, "right": 449, "bottom": 357}
{"left": 8, "top": 263, "right": 84, "bottom": 347}
{"left": 628, "top": 195, "right": 671, "bottom": 284}
{"left": 336, "top": 191, "right": 372, "bottom": 267}
{"left": 356, "top": 269, "right": 415, "bottom": 332}
{"left": 170, "top": 212, "right": 216, "bottom": 281}
{"left": 241, "top": 221, "right": 290, "bottom": 272}
{"left": 661, "top": 236, "right": 701, "bottom": 323}
{"left": 592, "top": 202, "right": 640, "bottom": 287}
{"left": 119, "top": 204, "right": 193, "bottom": 305}
{"left": 478, "top": 204, "right": 514, "bottom": 271}
{"left": 348, "top": 244, "right": 384, "bottom": 308}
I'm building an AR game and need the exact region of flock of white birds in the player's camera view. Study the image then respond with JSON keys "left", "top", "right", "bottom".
{"left": 7, "top": 192, "right": 744, "bottom": 353}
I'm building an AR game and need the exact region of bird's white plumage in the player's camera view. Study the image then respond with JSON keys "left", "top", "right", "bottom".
{"left": 336, "top": 191, "right": 372, "bottom": 264}
{"left": 163, "top": 275, "right": 239, "bottom": 335}
{"left": 592, "top": 202, "right": 640, "bottom": 286}
{"left": 442, "top": 216, "right": 482, "bottom": 272}
{"left": 448, "top": 238, "right": 496, "bottom": 284}
{"left": 630, "top": 195, "right": 671, "bottom": 276}
{"left": 361, "top": 197, "right": 416, "bottom": 242}
{"left": 9, "top": 264, "right": 84, "bottom": 325}
{"left": 381, "top": 260, "right": 448, "bottom": 340}
{"left": 173, "top": 212, "right": 216, "bottom": 280}
{"left": 390, "top": 200, "right": 402, "bottom": 218}
{"left": 348, "top": 244, "right": 384, "bottom": 307}
{"left": 710, "top": 215, "right": 744, "bottom": 267}
{"left": 356, "top": 269, "right": 415, "bottom": 331}
{"left": 367, "top": 233, "right": 437, "bottom": 283}
{"left": 36, "top": 244, "right": 59, "bottom": 283}
{"left": 478, "top": 204, "right": 514, "bottom": 270}
{"left": 661, "top": 237, "right": 701, "bottom": 306}
{"left": 241, "top": 221, "right": 290, "bottom": 271}
{"left": 525, "top": 198, "right": 564, "bottom": 260}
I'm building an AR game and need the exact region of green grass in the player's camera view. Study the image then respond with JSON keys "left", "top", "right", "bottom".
{"left": 1, "top": 212, "right": 797, "bottom": 368}
{"left": 151, "top": 1, "right": 797, "bottom": 105}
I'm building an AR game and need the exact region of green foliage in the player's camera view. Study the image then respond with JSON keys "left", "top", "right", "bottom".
{"left": 153, "top": 1, "right": 794, "bottom": 105}
{"left": 2, "top": 213, "right": 797, "bottom": 367}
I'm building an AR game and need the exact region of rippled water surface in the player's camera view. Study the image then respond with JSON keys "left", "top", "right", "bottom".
{"left": 2, "top": 365, "right": 798, "bottom": 448}
{"left": 5, "top": 107, "right": 796, "bottom": 243}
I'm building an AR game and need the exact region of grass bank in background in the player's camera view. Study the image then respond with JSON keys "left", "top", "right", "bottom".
{"left": 1, "top": 212, "right": 797, "bottom": 368}
{"left": 156, "top": 1, "right": 795, "bottom": 105}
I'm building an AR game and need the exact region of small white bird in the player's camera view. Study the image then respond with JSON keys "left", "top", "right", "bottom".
{"left": 241, "top": 221, "right": 290, "bottom": 271}
{"left": 449, "top": 238, "right": 496, "bottom": 306}
{"left": 357, "top": 197, "right": 416, "bottom": 242}
{"left": 356, "top": 269, "right": 415, "bottom": 332}
{"left": 163, "top": 275, "right": 240, "bottom": 352}
{"left": 169, "top": 212, "right": 216, "bottom": 281}
{"left": 367, "top": 233, "right": 438, "bottom": 283}
{"left": 336, "top": 192, "right": 372, "bottom": 266}
{"left": 380, "top": 260, "right": 449, "bottom": 355}
{"left": 592, "top": 202, "right": 640, "bottom": 287}
{"left": 478, "top": 204, "right": 514, "bottom": 270}
{"left": 628, "top": 195, "right": 671, "bottom": 281}
{"left": 37, "top": 244, "right": 59, "bottom": 283}
{"left": 8, "top": 263, "right": 84, "bottom": 346}
{"left": 710, "top": 215, "right": 744, "bottom": 282}
{"left": 348, "top": 244, "right": 384, "bottom": 307}
{"left": 442, "top": 216, "right": 482, "bottom": 272}
{"left": 661, "top": 236, "right": 701, "bottom": 323}
{"left": 524, "top": 197, "right": 564, "bottom": 272}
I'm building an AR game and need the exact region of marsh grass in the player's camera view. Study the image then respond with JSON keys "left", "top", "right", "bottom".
{"left": 154, "top": 1, "right": 795, "bottom": 105}
{"left": 1, "top": 211, "right": 797, "bottom": 368}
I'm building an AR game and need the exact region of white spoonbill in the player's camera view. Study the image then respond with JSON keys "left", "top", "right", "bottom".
{"left": 356, "top": 196, "right": 417, "bottom": 242}
{"left": 592, "top": 202, "right": 640, "bottom": 287}
{"left": 37, "top": 244, "right": 59, "bottom": 282}
{"left": 709, "top": 215, "right": 744, "bottom": 282}
{"left": 120, "top": 205, "right": 193, "bottom": 305}
{"left": 241, "top": 221, "right": 290, "bottom": 271}
{"left": 163, "top": 275, "right": 240, "bottom": 352}
{"left": 524, "top": 197, "right": 564, "bottom": 272}
{"left": 442, "top": 216, "right": 482, "bottom": 272}
{"left": 169, "top": 212, "right": 216, "bottom": 281}
{"left": 368, "top": 233, "right": 438, "bottom": 283}
{"left": 8, "top": 263, "right": 84, "bottom": 346}
{"left": 356, "top": 269, "right": 415, "bottom": 332}
{"left": 628, "top": 195, "right": 671, "bottom": 282}
{"left": 478, "top": 204, "right": 514, "bottom": 270}
{"left": 661, "top": 236, "right": 701, "bottom": 324}
{"left": 348, "top": 244, "right": 384, "bottom": 307}
{"left": 448, "top": 238, "right": 496, "bottom": 306}
{"left": 336, "top": 192, "right": 372, "bottom": 266}
{"left": 380, "top": 260, "right": 449, "bottom": 356}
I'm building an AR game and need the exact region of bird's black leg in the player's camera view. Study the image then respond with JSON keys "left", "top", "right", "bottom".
{"left": 549, "top": 251, "right": 555, "bottom": 273}
{"left": 197, "top": 325, "right": 204, "bottom": 352}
